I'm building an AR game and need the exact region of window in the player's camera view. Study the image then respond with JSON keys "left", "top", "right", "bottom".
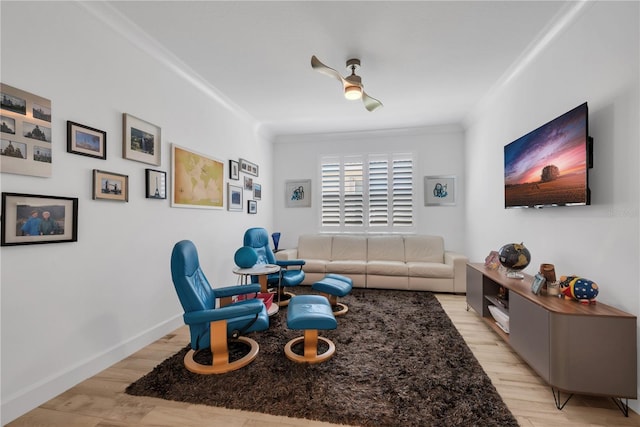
{"left": 321, "top": 153, "right": 414, "bottom": 231}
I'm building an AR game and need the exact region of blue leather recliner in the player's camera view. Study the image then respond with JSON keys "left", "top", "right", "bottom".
{"left": 170, "top": 239, "right": 269, "bottom": 374}
{"left": 243, "top": 227, "right": 305, "bottom": 306}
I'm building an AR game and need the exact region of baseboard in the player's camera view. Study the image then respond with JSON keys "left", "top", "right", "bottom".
{"left": 1, "top": 314, "right": 183, "bottom": 425}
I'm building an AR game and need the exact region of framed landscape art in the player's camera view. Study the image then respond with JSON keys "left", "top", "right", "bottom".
{"left": 171, "top": 144, "right": 224, "bottom": 209}
{"left": 67, "top": 120, "right": 106, "bottom": 159}
{"left": 227, "top": 183, "right": 243, "bottom": 211}
{"left": 93, "top": 169, "right": 129, "bottom": 202}
{"left": 239, "top": 158, "right": 258, "bottom": 176}
{"left": 122, "top": 113, "right": 161, "bottom": 165}
{"left": 1, "top": 192, "right": 78, "bottom": 246}
{"left": 145, "top": 168, "right": 167, "bottom": 199}
{"left": 0, "top": 83, "right": 52, "bottom": 177}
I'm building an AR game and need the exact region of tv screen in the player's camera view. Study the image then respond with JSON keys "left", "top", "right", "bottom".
{"left": 504, "top": 103, "right": 591, "bottom": 208}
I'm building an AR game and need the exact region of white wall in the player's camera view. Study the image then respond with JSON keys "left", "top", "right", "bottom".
{"left": 465, "top": 1, "right": 640, "bottom": 412}
{"left": 0, "top": 2, "right": 272, "bottom": 423}
{"left": 273, "top": 125, "right": 466, "bottom": 253}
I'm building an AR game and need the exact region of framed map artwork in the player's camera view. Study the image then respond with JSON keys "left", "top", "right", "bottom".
{"left": 171, "top": 144, "right": 224, "bottom": 209}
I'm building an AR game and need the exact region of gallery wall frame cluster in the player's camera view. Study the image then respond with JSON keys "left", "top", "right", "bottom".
{"left": 1, "top": 82, "right": 270, "bottom": 246}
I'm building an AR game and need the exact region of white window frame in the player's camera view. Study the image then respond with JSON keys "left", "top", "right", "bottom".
{"left": 320, "top": 153, "right": 415, "bottom": 233}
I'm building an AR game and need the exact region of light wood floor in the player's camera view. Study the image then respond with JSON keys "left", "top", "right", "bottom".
{"left": 8, "top": 294, "right": 639, "bottom": 427}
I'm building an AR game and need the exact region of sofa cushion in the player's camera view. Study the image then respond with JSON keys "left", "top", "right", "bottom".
{"left": 367, "top": 235, "right": 405, "bottom": 262}
{"left": 331, "top": 236, "right": 367, "bottom": 261}
{"left": 300, "top": 259, "right": 328, "bottom": 273}
{"left": 404, "top": 235, "right": 444, "bottom": 263}
{"left": 298, "top": 235, "right": 333, "bottom": 260}
{"left": 406, "top": 262, "right": 453, "bottom": 278}
{"left": 326, "top": 260, "right": 367, "bottom": 274}
{"left": 367, "top": 260, "right": 408, "bottom": 276}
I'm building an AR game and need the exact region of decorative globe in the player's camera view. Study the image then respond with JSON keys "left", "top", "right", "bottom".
{"left": 234, "top": 246, "right": 258, "bottom": 268}
{"left": 498, "top": 242, "right": 531, "bottom": 271}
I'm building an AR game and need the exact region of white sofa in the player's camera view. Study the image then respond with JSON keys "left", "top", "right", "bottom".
{"left": 275, "top": 234, "right": 467, "bottom": 293}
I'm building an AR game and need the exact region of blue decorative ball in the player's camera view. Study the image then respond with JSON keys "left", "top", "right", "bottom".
{"left": 234, "top": 246, "right": 258, "bottom": 268}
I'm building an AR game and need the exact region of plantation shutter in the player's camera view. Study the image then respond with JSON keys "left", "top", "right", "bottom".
{"left": 344, "top": 159, "right": 364, "bottom": 226}
{"left": 392, "top": 156, "right": 413, "bottom": 226}
{"left": 321, "top": 159, "right": 340, "bottom": 226}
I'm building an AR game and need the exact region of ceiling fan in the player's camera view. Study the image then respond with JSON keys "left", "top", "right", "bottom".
{"left": 311, "top": 55, "right": 383, "bottom": 112}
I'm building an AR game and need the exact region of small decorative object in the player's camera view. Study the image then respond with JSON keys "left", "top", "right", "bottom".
{"left": 239, "top": 158, "right": 258, "bottom": 176}
{"left": 234, "top": 246, "right": 258, "bottom": 268}
{"left": 67, "top": 121, "right": 107, "bottom": 160}
{"left": 122, "top": 113, "right": 161, "bottom": 166}
{"left": 559, "top": 276, "right": 599, "bottom": 304}
{"left": 92, "top": 169, "right": 128, "bottom": 202}
{"left": 145, "top": 169, "right": 166, "bottom": 199}
{"left": 1, "top": 83, "right": 52, "bottom": 177}
{"left": 285, "top": 179, "right": 311, "bottom": 208}
{"left": 247, "top": 199, "right": 257, "bottom": 214}
{"left": 531, "top": 273, "right": 546, "bottom": 295}
{"left": 227, "top": 183, "right": 243, "bottom": 211}
{"left": 546, "top": 281, "right": 560, "bottom": 297}
{"left": 539, "top": 263, "right": 556, "bottom": 282}
{"left": 498, "top": 242, "right": 531, "bottom": 279}
{"left": 424, "top": 175, "right": 456, "bottom": 206}
{"left": 1, "top": 192, "right": 78, "bottom": 246}
{"left": 229, "top": 159, "right": 239, "bottom": 180}
{"left": 484, "top": 250, "right": 500, "bottom": 270}
{"left": 272, "top": 232, "right": 281, "bottom": 252}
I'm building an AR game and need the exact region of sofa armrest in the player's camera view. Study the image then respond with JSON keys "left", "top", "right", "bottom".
{"left": 444, "top": 251, "right": 468, "bottom": 294}
{"left": 275, "top": 248, "right": 298, "bottom": 261}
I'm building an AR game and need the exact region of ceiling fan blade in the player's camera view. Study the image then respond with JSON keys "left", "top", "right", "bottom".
{"left": 362, "top": 91, "right": 383, "bottom": 112}
{"left": 311, "top": 55, "right": 347, "bottom": 85}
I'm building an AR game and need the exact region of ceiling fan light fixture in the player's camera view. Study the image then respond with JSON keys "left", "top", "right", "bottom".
{"left": 344, "top": 85, "right": 362, "bottom": 100}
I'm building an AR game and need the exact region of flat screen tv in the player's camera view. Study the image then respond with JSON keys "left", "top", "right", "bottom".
{"left": 504, "top": 102, "right": 592, "bottom": 208}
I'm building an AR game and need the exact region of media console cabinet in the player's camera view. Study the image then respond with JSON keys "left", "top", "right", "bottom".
{"left": 466, "top": 263, "right": 637, "bottom": 415}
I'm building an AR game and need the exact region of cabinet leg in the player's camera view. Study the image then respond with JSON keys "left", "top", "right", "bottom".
{"left": 612, "top": 397, "right": 629, "bottom": 417}
{"left": 551, "top": 387, "right": 573, "bottom": 410}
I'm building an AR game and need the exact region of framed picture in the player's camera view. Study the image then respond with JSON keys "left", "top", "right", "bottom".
{"left": 1, "top": 83, "right": 52, "bottom": 177}
{"left": 424, "top": 175, "right": 456, "bottom": 206}
{"left": 1, "top": 192, "right": 78, "bottom": 246}
{"left": 227, "top": 183, "right": 243, "bottom": 211}
{"left": 122, "top": 113, "right": 161, "bottom": 166}
{"left": 145, "top": 168, "right": 166, "bottom": 199}
{"left": 285, "top": 179, "right": 311, "bottom": 208}
{"left": 531, "top": 273, "right": 546, "bottom": 295}
{"left": 244, "top": 175, "right": 253, "bottom": 191}
{"left": 253, "top": 183, "right": 262, "bottom": 200}
{"left": 229, "top": 159, "right": 239, "bottom": 180}
{"left": 93, "top": 169, "right": 129, "bottom": 202}
{"left": 67, "top": 121, "right": 106, "bottom": 159}
{"left": 247, "top": 199, "right": 257, "bottom": 214}
{"left": 171, "top": 143, "right": 224, "bottom": 209}
{"left": 239, "top": 158, "right": 258, "bottom": 176}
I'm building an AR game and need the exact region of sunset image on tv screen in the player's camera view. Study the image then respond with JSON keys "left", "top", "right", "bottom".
{"left": 504, "top": 103, "right": 588, "bottom": 208}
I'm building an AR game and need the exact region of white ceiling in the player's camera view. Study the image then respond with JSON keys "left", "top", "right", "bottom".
{"left": 97, "top": 1, "right": 579, "bottom": 138}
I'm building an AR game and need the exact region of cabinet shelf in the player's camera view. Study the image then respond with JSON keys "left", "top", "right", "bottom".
{"left": 466, "top": 262, "right": 637, "bottom": 414}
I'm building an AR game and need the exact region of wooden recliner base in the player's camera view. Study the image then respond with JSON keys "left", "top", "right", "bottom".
{"left": 321, "top": 293, "right": 349, "bottom": 316}
{"left": 284, "top": 329, "right": 336, "bottom": 364}
{"left": 183, "top": 320, "right": 260, "bottom": 374}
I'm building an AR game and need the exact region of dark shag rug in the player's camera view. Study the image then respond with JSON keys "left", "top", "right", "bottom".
{"left": 126, "top": 289, "right": 518, "bottom": 426}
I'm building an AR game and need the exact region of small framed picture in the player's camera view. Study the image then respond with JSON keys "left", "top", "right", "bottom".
{"left": 228, "top": 183, "right": 243, "bottom": 211}
{"left": 67, "top": 121, "right": 106, "bottom": 160}
{"left": 122, "top": 113, "right": 161, "bottom": 166}
{"left": 247, "top": 199, "right": 257, "bottom": 214}
{"left": 253, "top": 183, "right": 262, "bottom": 200}
{"left": 229, "top": 159, "right": 239, "bottom": 180}
{"left": 285, "top": 179, "right": 311, "bottom": 208}
{"left": 424, "top": 175, "right": 456, "bottom": 206}
{"left": 145, "top": 168, "right": 166, "bottom": 199}
{"left": 244, "top": 175, "right": 253, "bottom": 191}
{"left": 239, "top": 158, "right": 259, "bottom": 176}
{"left": 93, "top": 169, "right": 129, "bottom": 202}
{"left": 1, "top": 192, "right": 78, "bottom": 246}
{"left": 531, "top": 273, "right": 546, "bottom": 295}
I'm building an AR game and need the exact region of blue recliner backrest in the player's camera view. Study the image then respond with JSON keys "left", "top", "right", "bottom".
{"left": 170, "top": 240, "right": 215, "bottom": 348}
{"left": 243, "top": 227, "right": 277, "bottom": 265}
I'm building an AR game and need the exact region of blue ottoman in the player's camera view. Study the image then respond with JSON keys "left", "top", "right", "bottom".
{"left": 284, "top": 295, "right": 337, "bottom": 363}
{"left": 311, "top": 274, "right": 353, "bottom": 316}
